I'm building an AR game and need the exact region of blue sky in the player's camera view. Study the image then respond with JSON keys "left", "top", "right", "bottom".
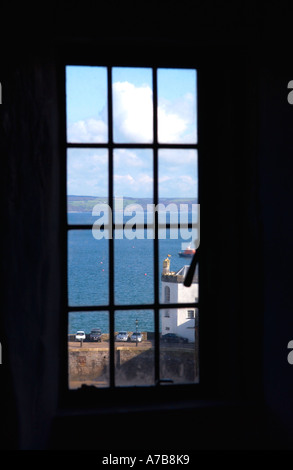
{"left": 66, "top": 66, "right": 197, "bottom": 198}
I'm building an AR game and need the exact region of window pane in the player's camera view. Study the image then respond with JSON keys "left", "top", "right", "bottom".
{"left": 68, "top": 230, "right": 109, "bottom": 306}
{"left": 160, "top": 308, "right": 199, "bottom": 384}
{"left": 112, "top": 67, "right": 153, "bottom": 143}
{"left": 158, "top": 149, "right": 198, "bottom": 199}
{"left": 67, "top": 148, "right": 108, "bottom": 225}
{"left": 66, "top": 66, "right": 108, "bottom": 143}
{"left": 158, "top": 148, "right": 199, "bottom": 303}
{"left": 159, "top": 244, "right": 199, "bottom": 305}
{"left": 68, "top": 311, "right": 109, "bottom": 389}
{"left": 113, "top": 148, "right": 153, "bottom": 201}
{"left": 157, "top": 68, "right": 197, "bottom": 143}
{"left": 115, "top": 310, "right": 155, "bottom": 386}
{"left": 114, "top": 236, "right": 154, "bottom": 305}
{"left": 114, "top": 148, "right": 154, "bottom": 305}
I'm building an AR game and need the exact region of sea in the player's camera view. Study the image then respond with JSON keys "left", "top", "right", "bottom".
{"left": 68, "top": 211, "right": 198, "bottom": 334}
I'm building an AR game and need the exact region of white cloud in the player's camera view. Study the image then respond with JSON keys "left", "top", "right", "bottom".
{"left": 113, "top": 82, "right": 196, "bottom": 143}
{"left": 159, "top": 175, "right": 172, "bottom": 184}
{"left": 113, "top": 81, "right": 153, "bottom": 142}
{"left": 67, "top": 149, "right": 108, "bottom": 195}
{"left": 113, "top": 148, "right": 153, "bottom": 197}
{"left": 114, "top": 174, "right": 135, "bottom": 185}
{"left": 159, "top": 148, "right": 197, "bottom": 164}
{"left": 158, "top": 92, "right": 196, "bottom": 143}
{"left": 158, "top": 107, "right": 187, "bottom": 143}
{"left": 159, "top": 174, "right": 197, "bottom": 198}
{"left": 114, "top": 148, "right": 146, "bottom": 168}
{"left": 67, "top": 118, "right": 107, "bottom": 143}
{"left": 139, "top": 174, "right": 153, "bottom": 185}
{"left": 67, "top": 79, "right": 197, "bottom": 197}
{"left": 67, "top": 81, "right": 196, "bottom": 145}
{"left": 114, "top": 172, "right": 153, "bottom": 197}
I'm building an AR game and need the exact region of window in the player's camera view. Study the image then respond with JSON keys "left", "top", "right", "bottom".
{"left": 65, "top": 64, "right": 199, "bottom": 390}
{"left": 187, "top": 310, "right": 195, "bottom": 319}
{"left": 164, "top": 286, "right": 170, "bottom": 303}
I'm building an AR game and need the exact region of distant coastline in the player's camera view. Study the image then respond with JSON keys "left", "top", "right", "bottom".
{"left": 67, "top": 195, "right": 198, "bottom": 213}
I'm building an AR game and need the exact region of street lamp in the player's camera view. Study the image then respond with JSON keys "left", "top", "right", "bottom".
{"left": 135, "top": 318, "right": 138, "bottom": 347}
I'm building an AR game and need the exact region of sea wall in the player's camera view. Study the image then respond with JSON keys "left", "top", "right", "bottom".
{"left": 69, "top": 346, "right": 197, "bottom": 386}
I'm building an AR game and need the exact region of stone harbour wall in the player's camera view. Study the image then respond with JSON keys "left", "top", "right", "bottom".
{"left": 68, "top": 346, "right": 198, "bottom": 386}
{"left": 69, "top": 348, "right": 109, "bottom": 381}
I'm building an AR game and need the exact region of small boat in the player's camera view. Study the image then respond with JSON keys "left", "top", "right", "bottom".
{"left": 178, "top": 247, "right": 196, "bottom": 258}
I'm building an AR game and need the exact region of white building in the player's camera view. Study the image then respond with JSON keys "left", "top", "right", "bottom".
{"left": 161, "top": 256, "right": 198, "bottom": 343}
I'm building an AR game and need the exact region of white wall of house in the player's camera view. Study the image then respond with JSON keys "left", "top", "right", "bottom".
{"left": 161, "top": 277, "right": 198, "bottom": 343}
{"left": 177, "top": 309, "right": 197, "bottom": 343}
{"left": 178, "top": 281, "right": 198, "bottom": 303}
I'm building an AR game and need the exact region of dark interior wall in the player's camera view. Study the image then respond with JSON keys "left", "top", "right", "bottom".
{"left": 1, "top": 1, "right": 293, "bottom": 451}
{"left": 0, "top": 47, "right": 62, "bottom": 449}
{"left": 198, "top": 58, "right": 264, "bottom": 404}
{"left": 258, "top": 63, "right": 293, "bottom": 444}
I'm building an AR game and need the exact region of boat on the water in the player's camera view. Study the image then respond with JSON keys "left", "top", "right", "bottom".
{"left": 178, "top": 247, "right": 196, "bottom": 258}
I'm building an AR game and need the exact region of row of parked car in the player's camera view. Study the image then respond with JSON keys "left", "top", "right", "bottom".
{"left": 114, "top": 332, "right": 189, "bottom": 343}
{"left": 75, "top": 330, "right": 188, "bottom": 344}
{"left": 74, "top": 329, "right": 143, "bottom": 342}
{"left": 75, "top": 328, "right": 102, "bottom": 342}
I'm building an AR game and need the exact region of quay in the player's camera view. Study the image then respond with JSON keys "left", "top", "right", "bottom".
{"left": 68, "top": 336, "right": 197, "bottom": 388}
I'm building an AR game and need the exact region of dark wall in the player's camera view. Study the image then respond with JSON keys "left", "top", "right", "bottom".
{"left": 1, "top": 1, "right": 293, "bottom": 451}
{"left": 258, "top": 63, "right": 293, "bottom": 444}
{"left": 0, "top": 48, "right": 62, "bottom": 449}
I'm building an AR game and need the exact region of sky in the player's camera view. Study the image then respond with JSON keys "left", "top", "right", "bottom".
{"left": 66, "top": 66, "right": 198, "bottom": 199}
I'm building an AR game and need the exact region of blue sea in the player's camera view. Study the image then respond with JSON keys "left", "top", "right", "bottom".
{"left": 68, "top": 211, "right": 198, "bottom": 334}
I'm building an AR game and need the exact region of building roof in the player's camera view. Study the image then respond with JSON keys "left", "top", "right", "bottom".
{"left": 161, "top": 264, "right": 198, "bottom": 284}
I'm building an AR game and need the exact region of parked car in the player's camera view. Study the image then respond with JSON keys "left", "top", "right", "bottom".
{"left": 130, "top": 332, "right": 142, "bottom": 342}
{"left": 115, "top": 331, "right": 129, "bottom": 342}
{"left": 75, "top": 330, "right": 86, "bottom": 342}
{"left": 89, "top": 328, "right": 102, "bottom": 342}
{"left": 161, "top": 333, "right": 188, "bottom": 343}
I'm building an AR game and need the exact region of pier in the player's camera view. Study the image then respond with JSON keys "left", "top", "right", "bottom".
{"left": 68, "top": 336, "right": 197, "bottom": 388}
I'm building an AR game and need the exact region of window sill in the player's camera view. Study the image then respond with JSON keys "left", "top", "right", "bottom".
{"left": 50, "top": 397, "right": 268, "bottom": 450}
{"left": 57, "top": 381, "right": 263, "bottom": 416}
